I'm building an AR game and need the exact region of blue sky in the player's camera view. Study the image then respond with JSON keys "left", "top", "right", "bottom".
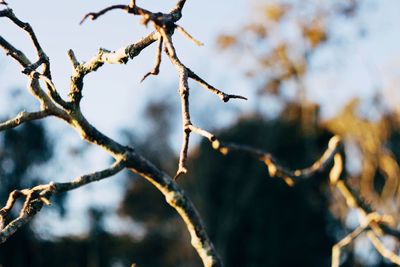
{"left": 1, "top": 0, "right": 400, "bottom": 238}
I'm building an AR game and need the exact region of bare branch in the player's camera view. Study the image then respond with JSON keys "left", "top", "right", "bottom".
{"left": 161, "top": 31, "right": 192, "bottom": 178}
{"left": 68, "top": 32, "right": 158, "bottom": 105}
{"left": 54, "top": 159, "right": 126, "bottom": 192}
{"left": 80, "top": 5, "right": 128, "bottom": 25}
{"left": 197, "top": 129, "right": 342, "bottom": 183}
{"left": 0, "top": 160, "right": 126, "bottom": 244}
{"left": 0, "top": 184, "right": 54, "bottom": 243}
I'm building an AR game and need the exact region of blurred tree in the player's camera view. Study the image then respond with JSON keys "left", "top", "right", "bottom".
{"left": 215, "top": 0, "right": 400, "bottom": 265}
{"left": 0, "top": 120, "right": 54, "bottom": 266}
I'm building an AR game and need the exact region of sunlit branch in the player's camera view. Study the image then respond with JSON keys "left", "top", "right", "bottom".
{"left": 159, "top": 30, "right": 192, "bottom": 178}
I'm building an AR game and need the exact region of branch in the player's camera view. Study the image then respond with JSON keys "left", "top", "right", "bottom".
{"left": 331, "top": 224, "right": 367, "bottom": 267}
{"left": 126, "top": 152, "right": 222, "bottom": 267}
{"left": 187, "top": 68, "right": 248, "bottom": 102}
{"left": 0, "top": 9, "right": 46, "bottom": 62}
{"left": 328, "top": 153, "right": 400, "bottom": 266}
{"left": 0, "top": 160, "right": 126, "bottom": 243}
{"left": 67, "top": 32, "right": 158, "bottom": 105}
{"left": 0, "top": 110, "right": 50, "bottom": 132}
{"left": 0, "top": 184, "right": 54, "bottom": 243}
{"left": 0, "top": 9, "right": 69, "bottom": 109}
{"left": 54, "top": 159, "right": 126, "bottom": 192}
{"left": 196, "top": 128, "right": 342, "bottom": 184}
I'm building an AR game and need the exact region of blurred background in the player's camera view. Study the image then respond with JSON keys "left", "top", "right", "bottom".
{"left": 1, "top": 0, "right": 400, "bottom": 266}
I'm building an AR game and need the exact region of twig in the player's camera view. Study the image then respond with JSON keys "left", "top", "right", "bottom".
{"left": 67, "top": 32, "right": 158, "bottom": 105}
{"left": 159, "top": 30, "right": 193, "bottom": 178}
{"left": 54, "top": 159, "right": 126, "bottom": 192}
{"left": 187, "top": 68, "right": 247, "bottom": 102}
{"left": 0, "top": 9, "right": 69, "bottom": 109}
{"left": 0, "top": 184, "right": 54, "bottom": 243}
{"left": 0, "top": 160, "right": 126, "bottom": 243}
{"left": 0, "top": 110, "right": 50, "bottom": 132}
{"left": 176, "top": 24, "right": 204, "bottom": 46}
{"left": 141, "top": 36, "right": 163, "bottom": 82}
{"left": 80, "top": 5, "right": 128, "bottom": 25}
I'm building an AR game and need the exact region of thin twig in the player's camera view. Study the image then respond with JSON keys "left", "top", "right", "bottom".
{"left": 80, "top": 5, "right": 128, "bottom": 25}
{"left": 176, "top": 24, "right": 204, "bottom": 46}
{"left": 141, "top": 36, "right": 163, "bottom": 82}
{"left": 160, "top": 30, "right": 193, "bottom": 178}
{"left": 187, "top": 68, "right": 248, "bottom": 102}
